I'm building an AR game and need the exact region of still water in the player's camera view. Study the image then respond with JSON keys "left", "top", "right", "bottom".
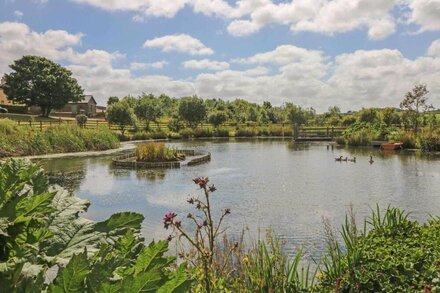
{"left": 37, "top": 139, "right": 440, "bottom": 257}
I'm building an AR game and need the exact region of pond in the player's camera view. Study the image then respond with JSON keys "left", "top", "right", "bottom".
{"left": 37, "top": 138, "right": 440, "bottom": 257}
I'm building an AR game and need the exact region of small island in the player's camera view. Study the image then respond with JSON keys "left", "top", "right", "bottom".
{"left": 112, "top": 142, "right": 210, "bottom": 168}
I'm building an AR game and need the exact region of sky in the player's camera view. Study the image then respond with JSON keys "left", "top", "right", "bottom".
{"left": 0, "top": 0, "right": 440, "bottom": 112}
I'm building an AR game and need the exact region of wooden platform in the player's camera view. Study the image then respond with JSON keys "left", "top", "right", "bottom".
{"left": 295, "top": 137, "right": 333, "bottom": 141}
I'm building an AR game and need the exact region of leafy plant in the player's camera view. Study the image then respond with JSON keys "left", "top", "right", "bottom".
{"left": 0, "top": 159, "right": 191, "bottom": 292}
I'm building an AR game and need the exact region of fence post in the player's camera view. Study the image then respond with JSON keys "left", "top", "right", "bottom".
{"left": 18, "top": 120, "right": 21, "bottom": 126}
{"left": 96, "top": 120, "right": 99, "bottom": 129}
{"left": 331, "top": 127, "right": 334, "bottom": 139}
{"left": 326, "top": 127, "right": 329, "bottom": 137}
{"left": 29, "top": 121, "right": 31, "bottom": 127}
{"left": 40, "top": 121, "right": 42, "bottom": 131}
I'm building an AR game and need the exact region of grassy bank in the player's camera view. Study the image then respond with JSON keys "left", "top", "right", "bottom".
{"left": 0, "top": 119, "right": 119, "bottom": 157}
{"left": 338, "top": 121, "right": 440, "bottom": 152}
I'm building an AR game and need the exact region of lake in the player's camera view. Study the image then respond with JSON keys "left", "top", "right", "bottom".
{"left": 37, "top": 139, "right": 440, "bottom": 257}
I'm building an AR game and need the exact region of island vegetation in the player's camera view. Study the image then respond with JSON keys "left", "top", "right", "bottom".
{"left": 2, "top": 159, "right": 440, "bottom": 292}
{"left": 135, "top": 142, "right": 184, "bottom": 162}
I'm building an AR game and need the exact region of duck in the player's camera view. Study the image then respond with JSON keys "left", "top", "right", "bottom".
{"left": 348, "top": 157, "right": 356, "bottom": 162}
{"left": 342, "top": 157, "right": 348, "bottom": 162}
{"left": 335, "top": 156, "right": 343, "bottom": 162}
{"left": 369, "top": 155, "right": 374, "bottom": 164}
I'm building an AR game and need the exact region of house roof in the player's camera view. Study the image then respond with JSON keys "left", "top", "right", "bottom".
{"left": 68, "top": 95, "right": 97, "bottom": 105}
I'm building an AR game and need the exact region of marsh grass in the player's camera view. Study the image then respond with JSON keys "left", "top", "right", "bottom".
{"left": 0, "top": 119, "right": 119, "bottom": 157}
{"left": 135, "top": 142, "right": 181, "bottom": 162}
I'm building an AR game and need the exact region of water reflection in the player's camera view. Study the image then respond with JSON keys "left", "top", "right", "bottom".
{"left": 36, "top": 139, "right": 440, "bottom": 258}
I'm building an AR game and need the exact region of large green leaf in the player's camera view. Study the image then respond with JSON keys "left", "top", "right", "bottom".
{"left": 158, "top": 265, "right": 192, "bottom": 293}
{"left": 49, "top": 251, "right": 90, "bottom": 293}
{"left": 95, "top": 212, "right": 144, "bottom": 234}
{"left": 134, "top": 241, "right": 170, "bottom": 275}
{"left": 120, "top": 270, "right": 164, "bottom": 293}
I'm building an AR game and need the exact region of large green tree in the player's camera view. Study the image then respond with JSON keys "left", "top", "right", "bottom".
{"left": 106, "top": 101, "right": 136, "bottom": 135}
{"left": 134, "top": 94, "right": 163, "bottom": 130}
{"left": 178, "top": 96, "right": 207, "bottom": 128}
{"left": 1, "top": 56, "right": 84, "bottom": 117}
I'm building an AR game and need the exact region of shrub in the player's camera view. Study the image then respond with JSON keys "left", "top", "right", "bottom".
{"left": 419, "top": 131, "right": 440, "bottom": 152}
{"left": 388, "top": 130, "right": 418, "bottom": 149}
{"left": 318, "top": 206, "right": 440, "bottom": 292}
{"left": 193, "top": 127, "right": 213, "bottom": 138}
{"left": 179, "top": 128, "right": 194, "bottom": 139}
{"left": 75, "top": 114, "right": 88, "bottom": 128}
{"left": 235, "top": 127, "right": 258, "bottom": 137}
{"left": 131, "top": 130, "right": 152, "bottom": 140}
{"left": 0, "top": 104, "right": 28, "bottom": 114}
{"left": 150, "top": 130, "right": 168, "bottom": 139}
{"left": 213, "top": 127, "right": 230, "bottom": 137}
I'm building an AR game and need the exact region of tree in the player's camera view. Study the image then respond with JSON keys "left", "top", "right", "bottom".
{"left": 381, "top": 107, "right": 401, "bottom": 126}
{"left": 400, "top": 84, "right": 433, "bottom": 133}
{"left": 208, "top": 110, "right": 228, "bottom": 128}
{"left": 1, "top": 56, "right": 84, "bottom": 117}
{"left": 106, "top": 101, "right": 136, "bottom": 135}
{"left": 134, "top": 95, "right": 163, "bottom": 130}
{"left": 107, "top": 96, "right": 119, "bottom": 106}
{"left": 178, "top": 96, "right": 207, "bottom": 128}
{"left": 358, "top": 108, "right": 379, "bottom": 123}
{"left": 286, "top": 103, "right": 307, "bottom": 126}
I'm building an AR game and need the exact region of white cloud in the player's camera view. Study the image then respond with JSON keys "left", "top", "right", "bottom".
{"left": 143, "top": 34, "right": 214, "bottom": 55}
{"left": 13, "top": 10, "right": 23, "bottom": 19}
{"left": 408, "top": 0, "right": 440, "bottom": 33}
{"left": 2, "top": 22, "right": 440, "bottom": 111}
{"left": 428, "top": 39, "right": 440, "bottom": 56}
{"left": 182, "top": 59, "right": 229, "bottom": 70}
{"left": 130, "top": 61, "right": 168, "bottom": 70}
{"left": 70, "top": 0, "right": 406, "bottom": 39}
{"left": 72, "top": 0, "right": 189, "bottom": 18}
{"left": 233, "top": 45, "right": 325, "bottom": 65}
{"left": 0, "top": 22, "right": 83, "bottom": 72}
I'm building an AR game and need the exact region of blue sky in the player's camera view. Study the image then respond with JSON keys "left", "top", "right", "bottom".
{"left": 1, "top": 0, "right": 440, "bottom": 111}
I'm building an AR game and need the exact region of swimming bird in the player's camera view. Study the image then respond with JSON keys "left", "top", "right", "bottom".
{"left": 369, "top": 155, "right": 374, "bottom": 164}
{"left": 349, "top": 157, "right": 356, "bottom": 162}
{"left": 342, "top": 157, "right": 348, "bottom": 162}
{"left": 335, "top": 156, "right": 343, "bottom": 162}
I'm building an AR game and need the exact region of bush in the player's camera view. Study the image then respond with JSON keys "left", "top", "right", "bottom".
{"left": 318, "top": 206, "right": 440, "bottom": 292}
{"left": 75, "top": 114, "right": 88, "bottom": 128}
{"left": 213, "top": 127, "right": 230, "bottom": 137}
{"left": 131, "top": 130, "right": 152, "bottom": 140}
{"left": 150, "top": 130, "right": 168, "bottom": 139}
{"left": 179, "top": 128, "right": 194, "bottom": 139}
{"left": 193, "top": 127, "right": 213, "bottom": 138}
{"left": 235, "top": 127, "right": 258, "bottom": 137}
{"left": 419, "top": 131, "right": 440, "bottom": 152}
{"left": 0, "top": 104, "right": 28, "bottom": 114}
{"left": 388, "top": 130, "right": 418, "bottom": 149}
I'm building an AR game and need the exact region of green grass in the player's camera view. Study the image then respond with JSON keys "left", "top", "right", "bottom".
{"left": 0, "top": 119, "right": 119, "bottom": 157}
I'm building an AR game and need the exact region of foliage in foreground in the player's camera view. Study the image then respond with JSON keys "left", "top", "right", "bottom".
{"left": 0, "top": 159, "right": 191, "bottom": 292}
{"left": 0, "top": 119, "right": 119, "bottom": 157}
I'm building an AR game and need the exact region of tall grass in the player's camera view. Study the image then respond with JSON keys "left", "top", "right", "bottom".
{"left": 135, "top": 142, "right": 180, "bottom": 162}
{"left": 0, "top": 119, "right": 119, "bottom": 157}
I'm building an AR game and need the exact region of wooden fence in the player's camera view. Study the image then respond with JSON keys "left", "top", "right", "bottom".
{"left": 13, "top": 119, "right": 347, "bottom": 140}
